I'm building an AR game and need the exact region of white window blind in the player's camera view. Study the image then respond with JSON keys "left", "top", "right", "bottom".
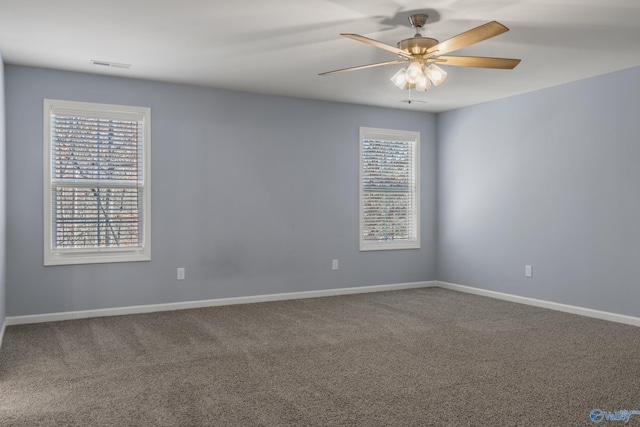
{"left": 44, "top": 100, "right": 151, "bottom": 265}
{"left": 360, "top": 127, "right": 420, "bottom": 251}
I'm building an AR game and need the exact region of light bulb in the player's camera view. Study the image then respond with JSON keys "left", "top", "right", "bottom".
{"left": 416, "top": 74, "right": 431, "bottom": 92}
{"left": 426, "top": 64, "right": 447, "bottom": 86}
{"left": 405, "top": 62, "right": 423, "bottom": 84}
{"left": 390, "top": 68, "right": 408, "bottom": 89}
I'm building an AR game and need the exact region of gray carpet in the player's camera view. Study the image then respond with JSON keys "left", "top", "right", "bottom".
{"left": 1, "top": 287, "right": 640, "bottom": 426}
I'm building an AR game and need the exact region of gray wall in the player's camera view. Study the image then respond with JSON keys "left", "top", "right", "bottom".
{"left": 437, "top": 65, "right": 640, "bottom": 318}
{"left": 0, "top": 54, "right": 5, "bottom": 326}
{"left": 5, "top": 65, "right": 437, "bottom": 317}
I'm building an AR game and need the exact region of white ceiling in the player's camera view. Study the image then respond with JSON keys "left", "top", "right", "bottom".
{"left": 1, "top": 0, "right": 639, "bottom": 112}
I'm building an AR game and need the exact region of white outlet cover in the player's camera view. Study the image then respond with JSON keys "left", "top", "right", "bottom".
{"left": 525, "top": 265, "right": 532, "bottom": 278}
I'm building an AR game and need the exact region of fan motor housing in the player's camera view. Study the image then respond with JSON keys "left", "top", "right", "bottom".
{"left": 397, "top": 36, "right": 439, "bottom": 55}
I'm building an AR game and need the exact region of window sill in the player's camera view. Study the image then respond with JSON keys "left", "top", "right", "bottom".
{"left": 44, "top": 249, "right": 151, "bottom": 266}
{"left": 360, "top": 242, "right": 421, "bottom": 251}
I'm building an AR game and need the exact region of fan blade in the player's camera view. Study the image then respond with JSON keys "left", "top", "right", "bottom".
{"left": 341, "top": 34, "right": 412, "bottom": 58}
{"left": 426, "top": 21, "right": 509, "bottom": 56}
{"left": 319, "top": 60, "right": 408, "bottom": 76}
{"left": 432, "top": 56, "right": 521, "bottom": 69}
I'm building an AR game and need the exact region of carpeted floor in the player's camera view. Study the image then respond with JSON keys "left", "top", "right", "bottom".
{"left": 1, "top": 287, "right": 640, "bottom": 426}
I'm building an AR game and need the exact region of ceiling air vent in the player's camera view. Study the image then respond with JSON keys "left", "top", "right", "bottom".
{"left": 90, "top": 60, "right": 131, "bottom": 69}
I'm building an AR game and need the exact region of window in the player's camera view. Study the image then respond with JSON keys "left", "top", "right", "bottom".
{"left": 44, "top": 99, "right": 151, "bottom": 265}
{"left": 360, "top": 127, "right": 420, "bottom": 251}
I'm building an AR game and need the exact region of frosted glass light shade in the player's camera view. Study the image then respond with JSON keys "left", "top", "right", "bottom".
{"left": 405, "top": 61, "right": 423, "bottom": 84}
{"left": 426, "top": 64, "right": 447, "bottom": 86}
{"left": 415, "top": 75, "right": 431, "bottom": 92}
{"left": 390, "top": 68, "right": 408, "bottom": 89}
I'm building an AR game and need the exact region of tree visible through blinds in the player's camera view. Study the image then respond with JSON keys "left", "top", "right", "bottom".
{"left": 361, "top": 136, "right": 417, "bottom": 244}
{"left": 51, "top": 114, "right": 144, "bottom": 249}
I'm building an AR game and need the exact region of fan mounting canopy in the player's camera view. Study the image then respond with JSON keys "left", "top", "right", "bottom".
{"left": 407, "top": 13, "right": 428, "bottom": 29}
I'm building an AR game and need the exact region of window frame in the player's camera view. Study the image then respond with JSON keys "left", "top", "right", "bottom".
{"left": 359, "top": 127, "right": 420, "bottom": 251}
{"left": 43, "top": 99, "right": 151, "bottom": 266}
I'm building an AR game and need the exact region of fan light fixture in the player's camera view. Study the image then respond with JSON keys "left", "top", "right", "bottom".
{"left": 416, "top": 74, "right": 431, "bottom": 92}
{"left": 426, "top": 64, "right": 447, "bottom": 86}
{"left": 405, "top": 61, "right": 423, "bottom": 84}
{"left": 390, "top": 62, "right": 446, "bottom": 91}
{"left": 390, "top": 68, "right": 409, "bottom": 89}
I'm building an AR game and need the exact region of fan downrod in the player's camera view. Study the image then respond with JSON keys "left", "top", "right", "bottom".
{"left": 397, "top": 13, "right": 438, "bottom": 55}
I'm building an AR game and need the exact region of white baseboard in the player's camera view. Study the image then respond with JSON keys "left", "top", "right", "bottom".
{"left": 6, "top": 281, "right": 639, "bottom": 328}
{"left": 5, "top": 280, "right": 639, "bottom": 329}
{"left": 5, "top": 281, "right": 438, "bottom": 326}
{"left": 436, "top": 281, "right": 640, "bottom": 327}
{"left": 0, "top": 320, "right": 5, "bottom": 351}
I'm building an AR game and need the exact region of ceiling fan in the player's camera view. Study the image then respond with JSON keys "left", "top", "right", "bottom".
{"left": 320, "top": 13, "right": 521, "bottom": 91}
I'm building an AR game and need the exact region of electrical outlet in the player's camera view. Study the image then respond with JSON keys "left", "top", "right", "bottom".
{"left": 177, "top": 267, "right": 185, "bottom": 280}
{"left": 332, "top": 259, "right": 339, "bottom": 271}
{"left": 525, "top": 265, "right": 532, "bottom": 278}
